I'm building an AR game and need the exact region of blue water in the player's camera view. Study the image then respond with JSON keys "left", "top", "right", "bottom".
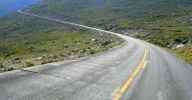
{"left": 0, "top": 0, "right": 41, "bottom": 17}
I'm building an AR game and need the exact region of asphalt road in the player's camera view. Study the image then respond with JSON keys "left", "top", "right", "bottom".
{"left": 121, "top": 39, "right": 192, "bottom": 100}
{"left": 0, "top": 11, "right": 192, "bottom": 100}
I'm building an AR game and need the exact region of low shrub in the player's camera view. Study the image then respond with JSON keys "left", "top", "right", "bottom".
{"left": 0, "top": 58, "right": 5, "bottom": 69}
{"left": 41, "top": 59, "right": 58, "bottom": 64}
{"left": 183, "top": 39, "right": 189, "bottom": 44}
{"left": 172, "top": 30, "right": 182, "bottom": 32}
{"left": 0, "top": 62, "right": 5, "bottom": 69}
{"left": 90, "top": 49, "right": 97, "bottom": 54}
{"left": 26, "top": 61, "right": 36, "bottom": 67}
{"left": 175, "top": 38, "right": 182, "bottom": 43}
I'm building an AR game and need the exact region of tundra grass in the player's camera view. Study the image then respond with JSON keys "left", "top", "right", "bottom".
{"left": 1, "top": 0, "right": 192, "bottom": 66}
{"left": 0, "top": 12, "right": 123, "bottom": 62}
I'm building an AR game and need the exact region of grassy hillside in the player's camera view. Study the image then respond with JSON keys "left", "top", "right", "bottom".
{"left": 25, "top": 0, "right": 192, "bottom": 26}
{"left": 0, "top": 0, "right": 192, "bottom": 72}
{"left": 24, "top": 0, "right": 192, "bottom": 45}
{"left": 24, "top": 0, "right": 192, "bottom": 65}
{"left": 0, "top": 9, "right": 123, "bottom": 72}
{"left": 0, "top": 12, "right": 123, "bottom": 59}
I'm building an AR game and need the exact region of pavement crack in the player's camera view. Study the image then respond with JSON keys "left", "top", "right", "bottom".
{"left": 21, "top": 69, "right": 68, "bottom": 80}
{"left": 78, "top": 79, "right": 107, "bottom": 85}
{"left": 21, "top": 69, "right": 38, "bottom": 73}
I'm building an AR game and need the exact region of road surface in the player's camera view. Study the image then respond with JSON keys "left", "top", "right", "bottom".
{"left": 0, "top": 11, "right": 192, "bottom": 100}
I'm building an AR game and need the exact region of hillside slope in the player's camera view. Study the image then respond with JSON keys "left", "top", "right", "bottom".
{"left": 0, "top": 0, "right": 192, "bottom": 71}
{"left": 25, "top": 0, "right": 192, "bottom": 29}
{"left": 24, "top": 0, "right": 192, "bottom": 64}
{"left": 0, "top": 0, "right": 124, "bottom": 72}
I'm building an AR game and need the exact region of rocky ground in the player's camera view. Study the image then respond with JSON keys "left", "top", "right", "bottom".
{"left": 123, "top": 28, "right": 192, "bottom": 65}
{"left": 0, "top": 31, "right": 124, "bottom": 73}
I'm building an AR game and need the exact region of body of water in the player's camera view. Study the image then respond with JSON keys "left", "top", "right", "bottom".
{"left": 0, "top": 0, "right": 41, "bottom": 17}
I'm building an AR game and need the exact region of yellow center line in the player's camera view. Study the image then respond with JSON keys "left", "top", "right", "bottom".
{"left": 142, "top": 61, "right": 147, "bottom": 68}
{"left": 113, "top": 45, "right": 148, "bottom": 100}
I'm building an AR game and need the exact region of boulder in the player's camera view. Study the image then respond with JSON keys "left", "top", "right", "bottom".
{"left": 188, "top": 38, "right": 192, "bottom": 45}
{"left": 99, "top": 34, "right": 103, "bottom": 36}
{"left": 87, "top": 47, "right": 91, "bottom": 50}
{"left": 64, "top": 44, "right": 70, "bottom": 48}
{"left": 14, "top": 58, "right": 20, "bottom": 61}
{"left": 167, "top": 41, "right": 185, "bottom": 49}
{"left": 101, "top": 40, "right": 111, "bottom": 46}
{"left": 80, "top": 47, "right": 91, "bottom": 53}
{"left": 176, "top": 44, "right": 184, "bottom": 48}
{"left": 92, "top": 39, "right": 97, "bottom": 42}
{"left": 72, "top": 48, "right": 79, "bottom": 53}
{"left": 42, "top": 49, "right": 48, "bottom": 52}
{"left": 167, "top": 42, "right": 178, "bottom": 48}
{"left": 105, "top": 26, "right": 113, "bottom": 31}
{"left": 7, "top": 68, "right": 13, "bottom": 71}
{"left": 68, "top": 52, "right": 74, "bottom": 56}
{"left": 53, "top": 55, "right": 59, "bottom": 59}
{"left": 12, "top": 57, "right": 21, "bottom": 64}
{"left": 80, "top": 49, "right": 86, "bottom": 53}
{"left": 13, "top": 57, "right": 20, "bottom": 61}
{"left": 167, "top": 42, "right": 175, "bottom": 48}
{"left": 84, "top": 41, "right": 90, "bottom": 44}
{"left": 52, "top": 40, "right": 57, "bottom": 43}
{"left": 59, "top": 54, "right": 67, "bottom": 57}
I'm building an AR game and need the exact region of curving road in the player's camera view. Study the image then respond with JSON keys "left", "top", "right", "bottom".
{"left": 0, "top": 11, "right": 192, "bottom": 100}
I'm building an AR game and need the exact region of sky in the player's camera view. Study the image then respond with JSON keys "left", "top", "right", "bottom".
{"left": 98, "top": 0, "right": 101, "bottom": 4}
{"left": 0, "top": 0, "right": 41, "bottom": 17}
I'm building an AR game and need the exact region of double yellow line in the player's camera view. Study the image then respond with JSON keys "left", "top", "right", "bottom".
{"left": 113, "top": 45, "right": 148, "bottom": 100}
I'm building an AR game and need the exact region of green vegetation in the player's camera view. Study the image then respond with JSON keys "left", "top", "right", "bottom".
{"left": 0, "top": 7, "right": 124, "bottom": 72}
{"left": 0, "top": 12, "right": 123, "bottom": 60}
{"left": 0, "top": 0, "right": 192, "bottom": 72}
{"left": 89, "top": 49, "right": 97, "bottom": 54}
{"left": 25, "top": 0, "right": 189, "bottom": 64}
{"left": 168, "top": 45, "right": 192, "bottom": 65}
{"left": 0, "top": 58, "right": 5, "bottom": 68}
{"left": 0, "top": 58, "right": 5, "bottom": 72}
{"left": 24, "top": 0, "right": 192, "bottom": 49}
